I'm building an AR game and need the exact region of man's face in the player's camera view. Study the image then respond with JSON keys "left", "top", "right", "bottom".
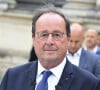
{"left": 85, "top": 30, "right": 97, "bottom": 48}
{"left": 68, "top": 31, "right": 83, "bottom": 54}
{"left": 32, "top": 13, "right": 68, "bottom": 68}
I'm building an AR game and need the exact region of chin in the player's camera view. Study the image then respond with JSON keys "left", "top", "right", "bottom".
{"left": 45, "top": 56, "right": 58, "bottom": 60}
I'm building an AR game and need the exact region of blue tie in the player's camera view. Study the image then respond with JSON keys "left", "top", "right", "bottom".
{"left": 36, "top": 71, "right": 52, "bottom": 90}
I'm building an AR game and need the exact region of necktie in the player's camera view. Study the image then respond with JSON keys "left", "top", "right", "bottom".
{"left": 36, "top": 71, "right": 52, "bottom": 90}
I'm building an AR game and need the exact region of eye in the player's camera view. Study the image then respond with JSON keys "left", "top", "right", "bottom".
{"left": 40, "top": 33, "right": 48, "bottom": 38}
{"left": 55, "top": 33, "right": 60, "bottom": 36}
{"left": 53, "top": 32, "right": 62, "bottom": 37}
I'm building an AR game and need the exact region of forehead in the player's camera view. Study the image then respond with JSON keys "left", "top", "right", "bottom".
{"left": 70, "top": 31, "right": 83, "bottom": 41}
{"left": 36, "top": 12, "right": 65, "bottom": 24}
{"left": 86, "top": 30, "right": 97, "bottom": 36}
{"left": 70, "top": 30, "right": 83, "bottom": 37}
{"left": 70, "top": 35, "right": 82, "bottom": 41}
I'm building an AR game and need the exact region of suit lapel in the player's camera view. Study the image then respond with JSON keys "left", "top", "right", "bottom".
{"left": 55, "top": 59, "right": 74, "bottom": 90}
{"left": 79, "top": 49, "right": 87, "bottom": 68}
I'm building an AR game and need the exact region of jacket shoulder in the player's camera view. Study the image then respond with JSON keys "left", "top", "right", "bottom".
{"left": 7, "top": 61, "right": 37, "bottom": 75}
{"left": 73, "top": 64, "right": 98, "bottom": 83}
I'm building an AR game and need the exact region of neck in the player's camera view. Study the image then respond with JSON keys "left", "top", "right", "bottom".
{"left": 39, "top": 59, "right": 64, "bottom": 69}
{"left": 87, "top": 46, "right": 95, "bottom": 51}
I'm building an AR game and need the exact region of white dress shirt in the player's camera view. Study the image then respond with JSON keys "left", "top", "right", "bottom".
{"left": 35, "top": 57, "right": 66, "bottom": 90}
{"left": 67, "top": 48, "right": 82, "bottom": 66}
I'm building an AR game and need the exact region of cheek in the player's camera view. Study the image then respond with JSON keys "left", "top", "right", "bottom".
{"left": 34, "top": 40, "right": 45, "bottom": 49}
{"left": 58, "top": 39, "right": 68, "bottom": 51}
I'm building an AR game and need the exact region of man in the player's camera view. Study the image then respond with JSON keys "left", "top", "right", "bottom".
{"left": 84, "top": 29, "right": 100, "bottom": 55}
{"left": 97, "top": 32, "right": 100, "bottom": 47}
{"left": 0, "top": 8, "right": 100, "bottom": 90}
{"left": 67, "top": 23, "right": 100, "bottom": 79}
{"left": 96, "top": 32, "right": 100, "bottom": 55}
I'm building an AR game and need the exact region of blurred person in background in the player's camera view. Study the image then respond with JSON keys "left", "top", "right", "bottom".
{"left": 97, "top": 32, "right": 100, "bottom": 47}
{"left": 84, "top": 29, "right": 100, "bottom": 55}
{"left": 96, "top": 32, "right": 100, "bottom": 55}
{"left": 67, "top": 23, "right": 100, "bottom": 80}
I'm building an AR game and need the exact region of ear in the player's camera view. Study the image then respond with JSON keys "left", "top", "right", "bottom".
{"left": 32, "top": 34, "right": 35, "bottom": 42}
{"left": 32, "top": 33, "right": 35, "bottom": 38}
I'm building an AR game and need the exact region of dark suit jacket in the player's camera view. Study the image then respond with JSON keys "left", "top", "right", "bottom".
{"left": 0, "top": 59, "right": 99, "bottom": 90}
{"left": 79, "top": 48, "right": 100, "bottom": 79}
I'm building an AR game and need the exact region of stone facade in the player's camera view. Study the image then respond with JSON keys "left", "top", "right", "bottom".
{"left": 0, "top": 8, "right": 33, "bottom": 82}
{"left": 62, "top": 0, "right": 100, "bottom": 31}
{"left": 0, "top": 0, "right": 16, "bottom": 10}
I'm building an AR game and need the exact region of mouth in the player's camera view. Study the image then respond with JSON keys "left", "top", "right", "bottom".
{"left": 44, "top": 49, "right": 57, "bottom": 54}
{"left": 43, "top": 46, "right": 57, "bottom": 52}
{"left": 44, "top": 50, "right": 57, "bottom": 53}
{"left": 45, "top": 49, "right": 56, "bottom": 51}
{"left": 44, "top": 47, "right": 57, "bottom": 51}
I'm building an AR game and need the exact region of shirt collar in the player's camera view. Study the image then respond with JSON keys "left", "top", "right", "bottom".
{"left": 50, "top": 57, "right": 66, "bottom": 80}
{"left": 37, "top": 61, "right": 46, "bottom": 77}
{"left": 84, "top": 46, "right": 98, "bottom": 53}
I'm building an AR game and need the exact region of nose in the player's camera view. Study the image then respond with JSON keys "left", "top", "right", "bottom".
{"left": 46, "top": 34, "right": 55, "bottom": 44}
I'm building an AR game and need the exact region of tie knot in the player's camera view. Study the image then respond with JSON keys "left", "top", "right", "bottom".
{"left": 42, "top": 71, "right": 52, "bottom": 81}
